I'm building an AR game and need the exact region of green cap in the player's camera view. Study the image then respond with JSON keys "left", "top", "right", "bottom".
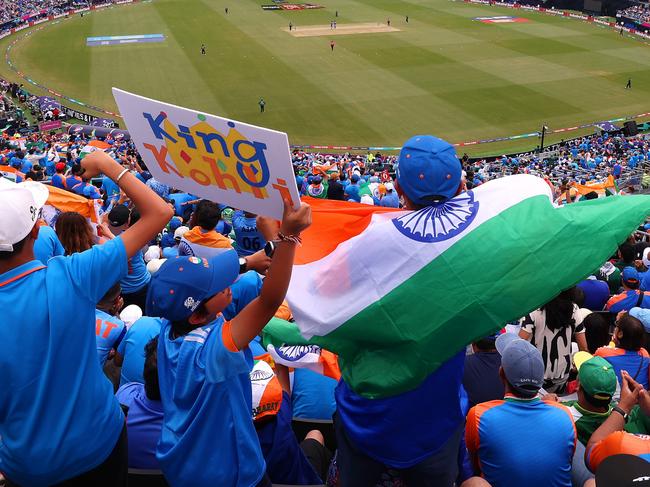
{"left": 577, "top": 355, "right": 617, "bottom": 400}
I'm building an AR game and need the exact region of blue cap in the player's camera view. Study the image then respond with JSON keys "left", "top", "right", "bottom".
{"left": 396, "top": 135, "right": 462, "bottom": 204}
{"left": 496, "top": 333, "right": 544, "bottom": 395}
{"left": 169, "top": 217, "right": 182, "bottom": 233}
{"left": 312, "top": 175, "right": 322, "bottom": 184}
{"left": 630, "top": 307, "right": 650, "bottom": 333}
{"left": 622, "top": 266, "right": 640, "bottom": 285}
{"left": 146, "top": 251, "right": 239, "bottom": 321}
{"left": 351, "top": 173, "right": 360, "bottom": 183}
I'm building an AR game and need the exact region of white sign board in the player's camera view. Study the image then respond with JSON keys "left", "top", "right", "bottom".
{"left": 113, "top": 88, "right": 300, "bottom": 219}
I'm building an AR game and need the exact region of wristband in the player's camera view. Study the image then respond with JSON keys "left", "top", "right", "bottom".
{"left": 277, "top": 232, "right": 302, "bottom": 246}
{"left": 115, "top": 168, "right": 129, "bottom": 184}
{"left": 612, "top": 405, "right": 629, "bottom": 422}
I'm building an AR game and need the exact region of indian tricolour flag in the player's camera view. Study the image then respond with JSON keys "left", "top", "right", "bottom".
{"left": 79, "top": 139, "right": 111, "bottom": 159}
{"left": 263, "top": 174, "right": 650, "bottom": 399}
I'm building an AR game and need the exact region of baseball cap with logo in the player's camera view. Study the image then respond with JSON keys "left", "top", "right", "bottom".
{"left": 396, "top": 135, "right": 462, "bottom": 205}
{"left": 495, "top": 333, "right": 544, "bottom": 395}
{"left": 145, "top": 251, "right": 239, "bottom": 322}
{"left": 0, "top": 179, "right": 49, "bottom": 252}
{"left": 573, "top": 351, "right": 617, "bottom": 400}
{"left": 108, "top": 205, "right": 130, "bottom": 227}
{"left": 623, "top": 267, "right": 640, "bottom": 286}
{"left": 174, "top": 226, "right": 190, "bottom": 241}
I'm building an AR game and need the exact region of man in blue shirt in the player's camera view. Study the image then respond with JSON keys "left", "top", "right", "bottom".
{"left": 108, "top": 205, "right": 151, "bottom": 309}
{"left": 95, "top": 283, "right": 127, "bottom": 366}
{"left": 344, "top": 174, "right": 361, "bottom": 202}
{"left": 116, "top": 337, "right": 164, "bottom": 470}
{"left": 465, "top": 333, "right": 576, "bottom": 487}
{"left": 379, "top": 182, "right": 400, "bottom": 207}
{"left": 233, "top": 210, "right": 267, "bottom": 256}
{"left": 606, "top": 267, "right": 650, "bottom": 313}
{"left": 115, "top": 316, "right": 163, "bottom": 386}
{"left": 334, "top": 136, "right": 468, "bottom": 487}
{"left": 463, "top": 334, "right": 504, "bottom": 408}
{"left": 33, "top": 224, "right": 65, "bottom": 264}
{"left": 0, "top": 151, "right": 172, "bottom": 485}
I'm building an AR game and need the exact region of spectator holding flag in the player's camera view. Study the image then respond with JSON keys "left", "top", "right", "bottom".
{"left": 147, "top": 199, "right": 311, "bottom": 487}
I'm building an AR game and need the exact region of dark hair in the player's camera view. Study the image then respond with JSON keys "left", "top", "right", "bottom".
{"left": 583, "top": 313, "right": 611, "bottom": 354}
{"left": 193, "top": 200, "right": 221, "bottom": 230}
{"left": 55, "top": 212, "right": 95, "bottom": 255}
{"left": 619, "top": 243, "right": 635, "bottom": 264}
{"left": 474, "top": 337, "right": 497, "bottom": 352}
{"left": 143, "top": 336, "right": 161, "bottom": 401}
{"left": 583, "top": 191, "right": 599, "bottom": 200}
{"left": 170, "top": 302, "right": 208, "bottom": 337}
{"left": 0, "top": 233, "right": 30, "bottom": 261}
{"left": 572, "top": 287, "right": 585, "bottom": 308}
{"left": 617, "top": 315, "right": 645, "bottom": 351}
{"left": 541, "top": 288, "right": 576, "bottom": 331}
{"left": 507, "top": 380, "right": 538, "bottom": 399}
{"left": 98, "top": 282, "right": 121, "bottom": 310}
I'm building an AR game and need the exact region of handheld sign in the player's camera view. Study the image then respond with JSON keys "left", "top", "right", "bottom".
{"left": 112, "top": 88, "right": 300, "bottom": 219}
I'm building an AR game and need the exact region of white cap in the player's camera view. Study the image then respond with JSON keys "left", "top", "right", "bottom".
{"left": 643, "top": 247, "right": 650, "bottom": 268}
{"left": 146, "top": 258, "right": 167, "bottom": 274}
{"left": 174, "top": 226, "right": 190, "bottom": 240}
{"left": 385, "top": 182, "right": 395, "bottom": 191}
{"left": 119, "top": 304, "right": 142, "bottom": 330}
{"left": 144, "top": 245, "right": 161, "bottom": 263}
{"left": 0, "top": 179, "right": 49, "bottom": 252}
{"left": 360, "top": 194, "right": 374, "bottom": 205}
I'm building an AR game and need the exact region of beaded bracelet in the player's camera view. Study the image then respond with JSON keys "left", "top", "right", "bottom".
{"left": 277, "top": 232, "right": 302, "bottom": 246}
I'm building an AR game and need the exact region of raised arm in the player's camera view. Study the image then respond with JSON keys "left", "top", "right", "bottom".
{"left": 229, "top": 200, "right": 311, "bottom": 351}
{"left": 80, "top": 151, "right": 173, "bottom": 257}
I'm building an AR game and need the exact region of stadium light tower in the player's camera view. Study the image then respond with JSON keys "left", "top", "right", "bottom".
{"left": 540, "top": 125, "right": 549, "bottom": 152}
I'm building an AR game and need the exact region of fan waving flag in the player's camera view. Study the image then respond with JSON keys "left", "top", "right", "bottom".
{"left": 264, "top": 174, "right": 650, "bottom": 399}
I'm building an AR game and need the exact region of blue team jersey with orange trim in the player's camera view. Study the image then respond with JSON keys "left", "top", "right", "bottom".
{"left": 606, "top": 290, "right": 650, "bottom": 313}
{"left": 156, "top": 317, "right": 265, "bottom": 487}
{"left": 587, "top": 431, "right": 650, "bottom": 472}
{"left": 466, "top": 396, "right": 576, "bottom": 487}
{"left": 595, "top": 347, "right": 650, "bottom": 389}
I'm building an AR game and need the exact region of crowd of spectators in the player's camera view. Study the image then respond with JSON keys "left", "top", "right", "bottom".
{"left": 1, "top": 73, "right": 650, "bottom": 486}
{"left": 0, "top": 0, "right": 78, "bottom": 25}
{"left": 618, "top": 4, "right": 650, "bottom": 24}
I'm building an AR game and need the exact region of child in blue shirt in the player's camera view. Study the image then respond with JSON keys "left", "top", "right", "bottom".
{"left": 147, "top": 200, "right": 311, "bottom": 487}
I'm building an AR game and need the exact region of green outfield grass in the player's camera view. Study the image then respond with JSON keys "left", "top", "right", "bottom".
{"left": 2, "top": 0, "right": 650, "bottom": 153}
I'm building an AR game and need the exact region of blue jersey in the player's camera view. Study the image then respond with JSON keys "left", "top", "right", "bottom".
{"left": 256, "top": 391, "right": 322, "bottom": 485}
{"left": 0, "top": 238, "right": 127, "bottom": 485}
{"left": 51, "top": 173, "right": 66, "bottom": 189}
{"left": 120, "top": 250, "right": 151, "bottom": 294}
{"left": 117, "top": 316, "right": 163, "bottom": 386}
{"left": 223, "top": 270, "right": 263, "bottom": 321}
{"left": 115, "top": 382, "right": 164, "bottom": 470}
{"left": 344, "top": 183, "right": 361, "bottom": 202}
{"left": 466, "top": 396, "right": 575, "bottom": 487}
{"left": 95, "top": 309, "right": 126, "bottom": 366}
{"left": 292, "top": 368, "right": 337, "bottom": 420}
{"left": 335, "top": 351, "right": 466, "bottom": 468}
{"left": 157, "top": 317, "right": 265, "bottom": 487}
{"left": 168, "top": 192, "right": 195, "bottom": 217}
{"left": 33, "top": 225, "right": 65, "bottom": 264}
{"left": 101, "top": 176, "right": 120, "bottom": 198}
{"left": 232, "top": 210, "right": 267, "bottom": 256}
{"left": 577, "top": 278, "right": 610, "bottom": 311}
